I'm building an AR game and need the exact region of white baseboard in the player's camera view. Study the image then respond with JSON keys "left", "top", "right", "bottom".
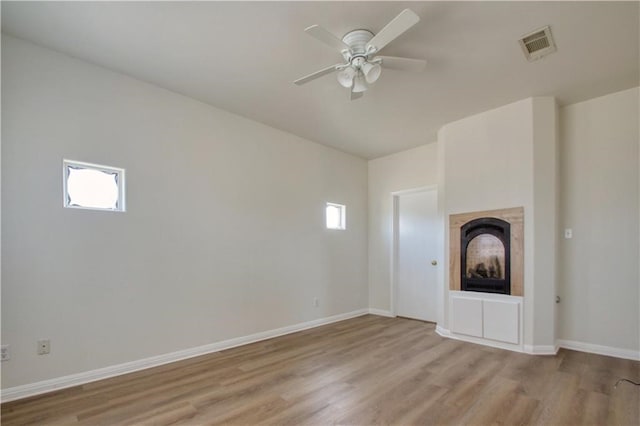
{"left": 523, "top": 344, "right": 559, "bottom": 355}
{"left": 1, "top": 309, "right": 369, "bottom": 403}
{"left": 368, "top": 308, "right": 394, "bottom": 317}
{"left": 436, "top": 326, "right": 525, "bottom": 353}
{"left": 557, "top": 339, "right": 640, "bottom": 361}
{"left": 438, "top": 326, "right": 637, "bottom": 359}
{"left": 435, "top": 325, "right": 450, "bottom": 337}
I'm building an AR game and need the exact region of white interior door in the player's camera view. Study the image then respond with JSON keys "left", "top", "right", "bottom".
{"left": 396, "top": 189, "right": 438, "bottom": 322}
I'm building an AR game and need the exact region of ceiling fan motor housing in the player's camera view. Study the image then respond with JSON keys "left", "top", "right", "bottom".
{"left": 339, "top": 29, "right": 380, "bottom": 90}
{"left": 341, "top": 29, "right": 374, "bottom": 59}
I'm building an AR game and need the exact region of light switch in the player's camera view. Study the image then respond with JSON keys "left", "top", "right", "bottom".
{"left": 564, "top": 228, "right": 573, "bottom": 239}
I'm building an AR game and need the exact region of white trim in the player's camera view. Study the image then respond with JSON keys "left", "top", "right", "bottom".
{"left": 368, "top": 308, "right": 394, "bottom": 317}
{"left": 435, "top": 325, "right": 450, "bottom": 337}
{"left": 523, "top": 344, "right": 559, "bottom": 355}
{"left": 557, "top": 339, "right": 640, "bottom": 361}
{"left": 391, "top": 194, "right": 399, "bottom": 316}
{"left": 325, "top": 202, "right": 346, "bottom": 230}
{"left": 436, "top": 326, "right": 525, "bottom": 353}
{"left": 448, "top": 290, "right": 523, "bottom": 302}
{"left": 438, "top": 326, "right": 637, "bottom": 359}
{"left": 63, "top": 159, "right": 126, "bottom": 212}
{"left": 1, "top": 309, "right": 368, "bottom": 403}
{"left": 390, "top": 185, "right": 438, "bottom": 197}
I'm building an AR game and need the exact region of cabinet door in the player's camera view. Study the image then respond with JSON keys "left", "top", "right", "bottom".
{"left": 483, "top": 300, "right": 519, "bottom": 344}
{"left": 451, "top": 297, "right": 483, "bottom": 337}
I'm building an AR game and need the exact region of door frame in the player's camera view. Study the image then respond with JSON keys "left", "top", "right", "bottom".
{"left": 390, "top": 185, "right": 438, "bottom": 318}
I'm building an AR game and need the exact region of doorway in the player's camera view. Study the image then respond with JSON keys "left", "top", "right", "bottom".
{"left": 392, "top": 187, "right": 439, "bottom": 322}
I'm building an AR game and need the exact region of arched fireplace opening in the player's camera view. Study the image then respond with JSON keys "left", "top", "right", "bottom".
{"left": 460, "top": 217, "right": 511, "bottom": 294}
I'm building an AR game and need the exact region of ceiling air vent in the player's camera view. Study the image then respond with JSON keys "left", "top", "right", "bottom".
{"left": 519, "top": 26, "right": 556, "bottom": 61}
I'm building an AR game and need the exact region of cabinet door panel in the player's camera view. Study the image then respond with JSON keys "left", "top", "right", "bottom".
{"left": 451, "top": 297, "right": 483, "bottom": 337}
{"left": 483, "top": 300, "right": 519, "bottom": 344}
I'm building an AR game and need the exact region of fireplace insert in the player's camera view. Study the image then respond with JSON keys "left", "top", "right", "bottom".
{"left": 460, "top": 217, "right": 510, "bottom": 294}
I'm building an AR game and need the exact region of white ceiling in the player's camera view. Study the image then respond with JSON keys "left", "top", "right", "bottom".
{"left": 2, "top": 1, "right": 638, "bottom": 159}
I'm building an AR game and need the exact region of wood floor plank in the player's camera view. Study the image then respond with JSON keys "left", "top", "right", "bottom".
{"left": 607, "top": 379, "right": 640, "bottom": 426}
{"left": 2, "top": 315, "right": 638, "bottom": 425}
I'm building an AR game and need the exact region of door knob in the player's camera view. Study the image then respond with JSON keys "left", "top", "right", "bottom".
{"left": 431, "top": 260, "right": 437, "bottom": 266}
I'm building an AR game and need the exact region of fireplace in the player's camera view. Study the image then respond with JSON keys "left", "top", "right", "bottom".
{"left": 460, "top": 218, "right": 510, "bottom": 294}
{"left": 449, "top": 207, "right": 524, "bottom": 297}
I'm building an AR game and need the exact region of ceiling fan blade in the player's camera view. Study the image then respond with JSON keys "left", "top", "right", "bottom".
{"left": 294, "top": 64, "right": 342, "bottom": 85}
{"left": 377, "top": 56, "right": 427, "bottom": 72}
{"left": 305, "top": 25, "right": 350, "bottom": 51}
{"left": 366, "top": 9, "right": 420, "bottom": 53}
{"left": 350, "top": 88, "right": 364, "bottom": 101}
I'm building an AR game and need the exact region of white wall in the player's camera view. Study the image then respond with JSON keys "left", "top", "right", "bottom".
{"left": 558, "top": 87, "right": 639, "bottom": 353}
{"left": 532, "top": 98, "right": 558, "bottom": 348}
{"left": 367, "top": 144, "right": 438, "bottom": 312}
{"left": 438, "top": 97, "right": 557, "bottom": 349}
{"left": 1, "top": 36, "right": 368, "bottom": 389}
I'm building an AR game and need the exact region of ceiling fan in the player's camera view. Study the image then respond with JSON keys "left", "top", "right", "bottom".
{"left": 294, "top": 9, "right": 426, "bottom": 100}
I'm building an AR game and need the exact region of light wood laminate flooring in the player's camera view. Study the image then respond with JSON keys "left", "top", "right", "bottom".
{"left": 2, "top": 315, "right": 639, "bottom": 425}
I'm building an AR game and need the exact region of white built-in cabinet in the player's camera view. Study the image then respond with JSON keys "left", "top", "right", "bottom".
{"left": 450, "top": 292, "right": 521, "bottom": 345}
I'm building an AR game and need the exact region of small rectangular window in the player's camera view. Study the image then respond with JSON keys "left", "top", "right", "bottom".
{"left": 63, "top": 159, "right": 125, "bottom": 212}
{"left": 326, "top": 202, "right": 346, "bottom": 230}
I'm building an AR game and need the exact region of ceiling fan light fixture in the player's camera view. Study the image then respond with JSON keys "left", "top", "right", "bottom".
{"left": 295, "top": 9, "right": 424, "bottom": 100}
{"left": 362, "top": 61, "right": 382, "bottom": 84}
{"left": 337, "top": 66, "right": 356, "bottom": 88}
{"left": 352, "top": 72, "right": 368, "bottom": 93}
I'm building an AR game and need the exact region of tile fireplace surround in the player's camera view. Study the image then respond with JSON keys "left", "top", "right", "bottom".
{"left": 449, "top": 207, "right": 524, "bottom": 297}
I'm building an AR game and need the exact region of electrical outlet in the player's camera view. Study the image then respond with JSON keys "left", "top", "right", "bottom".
{"left": 313, "top": 297, "right": 319, "bottom": 307}
{"left": 1, "top": 345, "right": 10, "bottom": 361}
{"left": 37, "top": 339, "right": 50, "bottom": 355}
